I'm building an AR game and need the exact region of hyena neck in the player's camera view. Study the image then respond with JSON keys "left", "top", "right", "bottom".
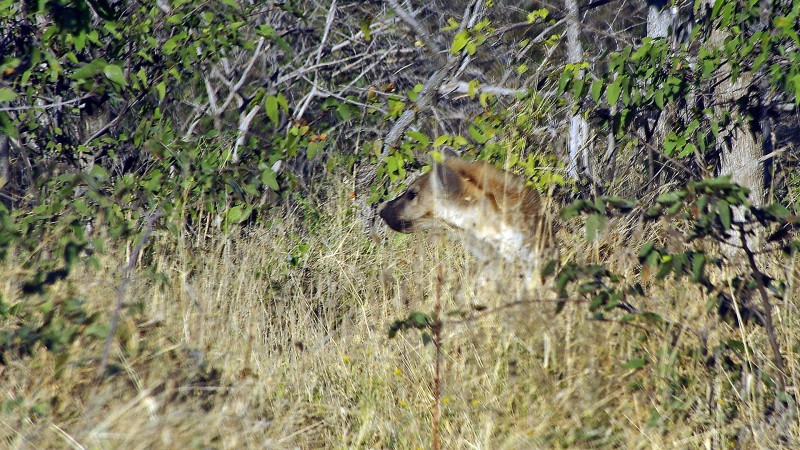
{"left": 433, "top": 201, "right": 535, "bottom": 264}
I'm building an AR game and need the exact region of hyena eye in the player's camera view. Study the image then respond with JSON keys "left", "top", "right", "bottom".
{"left": 406, "top": 190, "right": 418, "bottom": 200}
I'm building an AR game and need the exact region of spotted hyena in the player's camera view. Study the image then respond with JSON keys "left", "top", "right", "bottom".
{"left": 379, "top": 154, "right": 553, "bottom": 270}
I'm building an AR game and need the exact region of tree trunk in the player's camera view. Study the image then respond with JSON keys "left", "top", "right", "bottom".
{"left": 706, "top": 1, "right": 765, "bottom": 257}
{"left": 709, "top": 31, "right": 764, "bottom": 207}
{"left": 565, "top": 0, "right": 588, "bottom": 182}
{"left": 644, "top": 0, "right": 672, "bottom": 188}
{"left": 646, "top": 0, "right": 671, "bottom": 38}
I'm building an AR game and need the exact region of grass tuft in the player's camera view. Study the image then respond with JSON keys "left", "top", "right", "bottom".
{"left": 1, "top": 180, "right": 798, "bottom": 448}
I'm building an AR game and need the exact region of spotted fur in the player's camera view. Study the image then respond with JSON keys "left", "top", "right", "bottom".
{"left": 379, "top": 155, "right": 552, "bottom": 265}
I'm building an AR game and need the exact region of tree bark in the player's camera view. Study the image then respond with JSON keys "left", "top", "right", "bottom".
{"left": 706, "top": 0, "right": 765, "bottom": 257}
{"left": 646, "top": 0, "right": 671, "bottom": 39}
{"left": 644, "top": 0, "right": 672, "bottom": 187}
{"left": 709, "top": 28, "right": 764, "bottom": 207}
{"left": 565, "top": 0, "right": 589, "bottom": 181}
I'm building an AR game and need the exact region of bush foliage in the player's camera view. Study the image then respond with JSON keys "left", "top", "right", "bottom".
{"left": 1, "top": 0, "right": 799, "bottom": 447}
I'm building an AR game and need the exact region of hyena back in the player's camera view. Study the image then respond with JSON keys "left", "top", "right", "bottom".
{"left": 379, "top": 155, "right": 552, "bottom": 265}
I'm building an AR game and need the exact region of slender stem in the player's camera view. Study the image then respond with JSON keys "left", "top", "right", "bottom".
{"left": 739, "top": 224, "right": 786, "bottom": 391}
{"left": 432, "top": 264, "right": 443, "bottom": 450}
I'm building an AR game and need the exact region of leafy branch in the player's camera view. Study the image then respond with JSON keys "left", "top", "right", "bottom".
{"left": 558, "top": 176, "right": 798, "bottom": 391}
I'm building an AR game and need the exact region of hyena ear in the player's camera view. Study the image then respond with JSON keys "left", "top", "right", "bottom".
{"left": 431, "top": 161, "right": 463, "bottom": 198}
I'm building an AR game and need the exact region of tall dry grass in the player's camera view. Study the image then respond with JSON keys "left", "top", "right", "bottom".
{"left": 1, "top": 181, "right": 798, "bottom": 448}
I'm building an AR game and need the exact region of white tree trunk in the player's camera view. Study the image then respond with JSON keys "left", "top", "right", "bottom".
{"left": 646, "top": 0, "right": 671, "bottom": 39}
{"left": 645, "top": 0, "right": 673, "bottom": 183}
{"left": 565, "top": 0, "right": 588, "bottom": 181}
{"left": 706, "top": 0, "right": 764, "bottom": 257}
{"left": 709, "top": 24, "right": 764, "bottom": 207}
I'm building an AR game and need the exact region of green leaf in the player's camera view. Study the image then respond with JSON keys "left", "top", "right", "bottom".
{"left": 103, "top": 64, "right": 128, "bottom": 86}
{"left": 557, "top": 70, "right": 572, "bottom": 94}
{"left": 641, "top": 312, "right": 663, "bottom": 324}
{"left": 163, "top": 32, "right": 187, "bottom": 55}
{"left": 678, "top": 142, "right": 696, "bottom": 158}
{"left": 654, "top": 89, "right": 664, "bottom": 109}
{"left": 765, "top": 203, "right": 790, "bottom": 219}
{"left": 467, "top": 79, "right": 479, "bottom": 99}
{"left": 276, "top": 93, "right": 289, "bottom": 112}
{"left": 572, "top": 77, "right": 584, "bottom": 99}
{"left": 443, "top": 17, "right": 459, "bottom": 31}
{"left": 85, "top": 322, "right": 108, "bottom": 339}
{"left": 541, "top": 260, "right": 557, "bottom": 277}
{"left": 90, "top": 165, "right": 109, "bottom": 181}
{"left": 226, "top": 206, "right": 243, "bottom": 223}
{"left": 703, "top": 175, "right": 732, "bottom": 187}
{"left": 261, "top": 166, "right": 280, "bottom": 191}
{"left": 585, "top": 214, "right": 605, "bottom": 242}
{"left": 638, "top": 242, "right": 655, "bottom": 260}
{"left": 725, "top": 339, "right": 745, "bottom": 353}
{"left": 691, "top": 253, "right": 705, "bottom": 282}
{"left": 468, "top": 125, "right": 487, "bottom": 144}
{"left": 793, "top": 73, "right": 800, "bottom": 105}
{"left": 337, "top": 103, "right": 354, "bottom": 121}
{"left": 71, "top": 59, "right": 108, "bottom": 80}
{"left": 718, "top": 199, "right": 731, "bottom": 230}
{"left": 410, "top": 312, "right": 431, "bottom": 327}
{"left": 266, "top": 95, "right": 279, "bottom": 127}
{"left": 622, "top": 357, "right": 647, "bottom": 370}
{"left": 590, "top": 80, "right": 603, "bottom": 103}
{"left": 607, "top": 80, "right": 621, "bottom": 105}
{"left": 656, "top": 191, "right": 682, "bottom": 205}
{"left": 450, "top": 31, "right": 469, "bottom": 54}
{"left": 656, "top": 258, "right": 671, "bottom": 279}
{"left": 0, "top": 88, "right": 17, "bottom": 102}
{"left": 406, "top": 131, "right": 430, "bottom": 148}
{"left": 421, "top": 332, "right": 433, "bottom": 345}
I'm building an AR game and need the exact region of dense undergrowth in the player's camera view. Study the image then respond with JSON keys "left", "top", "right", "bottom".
{"left": 3, "top": 1, "right": 800, "bottom": 447}
{"left": 1, "top": 176, "right": 798, "bottom": 448}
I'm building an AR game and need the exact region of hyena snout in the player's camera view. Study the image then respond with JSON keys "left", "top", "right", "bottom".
{"left": 378, "top": 197, "right": 414, "bottom": 233}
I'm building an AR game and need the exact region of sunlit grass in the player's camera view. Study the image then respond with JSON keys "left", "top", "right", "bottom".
{"left": 1, "top": 180, "right": 798, "bottom": 448}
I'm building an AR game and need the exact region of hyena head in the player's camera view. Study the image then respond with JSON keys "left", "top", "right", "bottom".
{"left": 378, "top": 157, "right": 472, "bottom": 234}
{"left": 378, "top": 155, "right": 548, "bottom": 263}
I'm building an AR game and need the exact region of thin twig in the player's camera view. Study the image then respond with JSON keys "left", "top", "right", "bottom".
{"left": 381, "top": 0, "right": 484, "bottom": 156}
{"left": 443, "top": 294, "right": 706, "bottom": 343}
{"left": 295, "top": 0, "right": 337, "bottom": 119}
{"left": 739, "top": 223, "right": 787, "bottom": 391}
{"left": 0, "top": 95, "right": 92, "bottom": 112}
{"left": 218, "top": 37, "right": 266, "bottom": 113}
{"left": 432, "top": 263, "right": 443, "bottom": 450}
{"left": 387, "top": 0, "right": 444, "bottom": 63}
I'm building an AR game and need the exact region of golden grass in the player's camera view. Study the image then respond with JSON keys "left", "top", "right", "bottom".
{"left": 1, "top": 182, "right": 798, "bottom": 448}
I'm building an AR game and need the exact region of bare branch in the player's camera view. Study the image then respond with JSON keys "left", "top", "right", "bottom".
{"left": 218, "top": 37, "right": 266, "bottom": 113}
{"left": 295, "top": 0, "right": 338, "bottom": 120}
{"left": 232, "top": 105, "right": 261, "bottom": 164}
{"left": 439, "top": 81, "right": 526, "bottom": 97}
{"left": 382, "top": 0, "right": 485, "bottom": 155}
{"left": 0, "top": 95, "right": 92, "bottom": 112}
{"left": 386, "top": 0, "right": 444, "bottom": 63}
{"left": 204, "top": 76, "right": 220, "bottom": 115}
